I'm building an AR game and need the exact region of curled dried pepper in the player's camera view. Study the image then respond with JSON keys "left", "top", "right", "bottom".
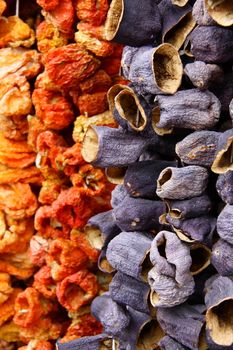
{"left": 29, "top": 235, "right": 49, "bottom": 267}
{"left": 77, "top": 22, "right": 105, "bottom": 40}
{"left": 42, "top": 0, "right": 74, "bottom": 34}
{"left": 44, "top": 44, "right": 100, "bottom": 90}
{"left": 75, "top": 31, "right": 114, "bottom": 57}
{"left": 33, "top": 266, "right": 56, "bottom": 299}
{"left": 32, "top": 89, "right": 75, "bottom": 130}
{"left": 55, "top": 143, "right": 86, "bottom": 173}
{"left": 0, "top": 321, "right": 21, "bottom": 343}
{"left": 0, "top": 273, "right": 13, "bottom": 305}
{"left": 0, "top": 288, "right": 22, "bottom": 327}
{"left": 36, "top": 21, "right": 69, "bottom": 53}
{"left": 77, "top": 92, "right": 108, "bottom": 116}
{"left": 46, "top": 238, "right": 89, "bottom": 281}
{"left": 75, "top": 0, "right": 109, "bottom": 25}
{"left": 34, "top": 206, "right": 64, "bottom": 239}
{"left": 0, "top": 252, "right": 34, "bottom": 279}
{"left": 36, "top": 0, "right": 59, "bottom": 11}
{"left": 79, "top": 70, "right": 112, "bottom": 94}
{"left": 70, "top": 229, "right": 100, "bottom": 262}
{"left": 0, "top": 16, "right": 35, "bottom": 48}
{"left": 38, "top": 168, "right": 68, "bottom": 205}
{"left": 0, "top": 114, "right": 28, "bottom": 141}
{"left": 56, "top": 270, "right": 99, "bottom": 311}
{"left": 27, "top": 116, "right": 48, "bottom": 151}
{"left": 19, "top": 317, "right": 62, "bottom": 343}
{"left": 0, "top": 165, "right": 42, "bottom": 185}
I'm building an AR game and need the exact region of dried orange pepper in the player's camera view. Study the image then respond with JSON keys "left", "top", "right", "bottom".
{"left": 36, "top": 0, "right": 59, "bottom": 11}
{"left": 0, "top": 16, "right": 35, "bottom": 48}
{"left": 0, "top": 273, "right": 13, "bottom": 305}
{"left": 75, "top": 0, "right": 109, "bottom": 25}
{"left": 39, "top": 168, "right": 68, "bottom": 205}
{"left": 29, "top": 235, "right": 49, "bottom": 267}
{"left": 77, "top": 91, "right": 108, "bottom": 116}
{"left": 0, "top": 166, "right": 42, "bottom": 185}
{"left": 42, "top": 0, "right": 74, "bottom": 34}
{"left": 36, "top": 21, "right": 69, "bottom": 53}
{"left": 75, "top": 31, "right": 114, "bottom": 57}
{"left": 70, "top": 229, "right": 100, "bottom": 262}
{"left": 33, "top": 266, "right": 56, "bottom": 299}
{"left": 0, "top": 252, "right": 34, "bottom": 280}
{"left": 0, "top": 288, "right": 22, "bottom": 326}
{"left": 79, "top": 70, "right": 112, "bottom": 94}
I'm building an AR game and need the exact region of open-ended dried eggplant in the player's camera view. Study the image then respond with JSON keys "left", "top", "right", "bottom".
{"left": 192, "top": 0, "right": 216, "bottom": 25}
{"left": 166, "top": 194, "right": 212, "bottom": 220}
{"left": 113, "top": 196, "right": 165, "bottom": 232}
{"left": 148, "top": 230, "right": 194, "bottom": 307}
{"left": 124, "top": 160, "right": 177, "bottom": 199}
{"left": 104, "top": 0, "right": 162, "bottom": 46}
{"left": 110, "top": 184, "right": 129, "bottom": 208}
{"left": 107, "top": 84, "right": 151, "bottom": 133}
{"left": 156, "top": 166, "right": 209, "bottom": 200}
{"left": 216, "top": 171, "right": 233, "bottom": 205}
{"left": 153, "top": 89, "right": 221, "bottom": 133}
{"left": 205, "top": 275, "right": 233, "bottom": 347}
{"left": 122, "top": 44, "right": 183, "bottom": 96}
{"left": 184, "top": 61, "right": 223, "bottom": 90}
{"left": 105, "top": 166, "right": 127, "bottom": 185}
{"left": 190, "top": 242, "right": 211, "bottom": 276}
{"left": 217, "top": 204, "right": 233, "bottom": 245}
{"left": 158, "top": 0, "right": 195, "bottom": 50}
{"left": 211, "top": 239, "right": 233, "bottom": 277}
{"left": 159, "top": 335, "right": 189, "bottom": 350}
{"left": 189, "top": 26, "right": 233, "bottom": 63}
{"left": 176, "top": 131, "right": 220, "bottom": 167}
{"left": 106, "top": 231, "right": 152, "bottom": 282}
{"left": 204, "top": 0, "right": 233, "bottom": 27}
{"left": 157, "top": 303, "right": 208, "bottom": 350}
{"left": 81, "top": 126, "right": 149, "bottom": 167}
{"left": 98, "top": 246, "right": 116, "bottom": 275}
{"left": 211, "top": 129, "right": 233, "bottom": 174}
{"left": 91, "top": 293, "right": 130, "bottom": 338}
{"left": 109, "top": 272, "right": 151, "bottom": 315}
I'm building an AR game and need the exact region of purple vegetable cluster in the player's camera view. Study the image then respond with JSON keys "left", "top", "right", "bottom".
{"left": 57, "top": 0, "right": 233, "bottom": 349}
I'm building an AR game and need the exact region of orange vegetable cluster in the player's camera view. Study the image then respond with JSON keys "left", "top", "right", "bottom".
{"left": 0, "top": 0, "right": 126, "bottom": 348}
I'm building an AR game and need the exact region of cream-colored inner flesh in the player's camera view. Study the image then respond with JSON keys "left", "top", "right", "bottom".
{"left": 141, "top": 253, "right": 153, "bottom": 282}
{"left": 157, "top": 168, "right": 172, "bottom": 187}
{"left": 85, "top": 226, "right": 104, "bottom": 250}
{"left": 206, "top": 299, "right": 233, "bottom": 346}
{"left": 190, "top": 244, "right": 211, "bottom": 275}
{"left": 104, "top": 0, "right": 124, "bottom": 40}
{"left": 137, "top": 320, "right": 164, "bottom": 350}
{"left": 206, "top": 0, "right": 233, "bottom": 26}
{"left": 81, "top": 127, "right": 99, "bottom": 162}
{"left": 211, "top": 137, "right": 233, "bottom": 174}
{"left": 152, "top": 106, "right": 173, "bottom": 135}
{"left": 172, "top": 0, "right": 189, "bottom": 6}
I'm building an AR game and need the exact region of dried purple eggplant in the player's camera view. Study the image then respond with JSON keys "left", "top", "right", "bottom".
{"left": 205, "top": 275, "right": 233, "bottom": 347}
{"left": 158, "top": 0, "right": 195, "bottom": 49}
{"left": 113, "top": 196, "right": 165, "bottom": 232}
{"left": 184, "top": 61, "right": 223, "bottom": 90}
{"left": 190, "top": 242, "right": 211, "bottom": 275}
{"left": 166, "top": 214, "right": 216, "bottom": 245}
{"left": 176, "top": 131, "right": 220, "bottom": 167}
{"left": 123, "top": 307, "right": 164, "bottom": 350}
{"left": 86, "top": 210, "right": 120, "bottom": 250}
{"left": 189, "top": 26, "right": 233, "bottom": 63}
{"left": 217, "top": 204, "right": 233, "bottom": 245}
{"left": 211, "top": 129, "right": 233, "bottom": 174}
{"left": 91, "top": 293, "right": 130, "bottom": 338}
{"left": 153, "top": 89, "right": 221, "bottom": 133}
{"left": 104, "top": 0, "right": 162, "bottom": 46}
{"left": 109, "top": 272, "right": 151, "bottom": 314}
{"left": 211, "top": 239, "right": 233, "bottom": 276}
{"left": 211, "top": 72, "right": 233, "bottom": 113}
{"left": 157, "top": 304, "right": 208, "bottom": 350}
{"left": 56, "top": 334, "right": 112, "bottom": 350}
{"left": 106, "top": 231, "right": 153, "bottom": 282}
{"left": 98, "top": 246, "right": 116, "bottom": 274}
{"left": 156, "top": 166, "right": 209, "bottom": 200}
{"left": 110, "top": 184, "right": 129, "bottom": 208}
{"left": 123, "top": 44, "right": 183, "bottom": 96}
{"left": 166, "top": 194, "right": 212, "bottom": 220}
{"left": 206, "top": 330, "right": 233, "bottom": 350}
{"left": 105, "top": 167, "right": 126, "bottom": 185}
{"left": 204, "top": 0, "right": 233, "bottom": 27}
{"left": 159, "top": 336, "right": 189, "bottom": 350}
{"left": 148, "top": 230, "right": 194, "bottom": 307}
{"left": 192, "top": 0, "right": 216, "bottom": 25}
{"left": 216, "top": 171, "right": 233, "bottom": 205}
{"left": 107, "top": 85, "right": 151, "bottom": 133}
{"left": 124, "top": 160, "right": 177, "bottom": 199}
{"left": 81, "top": 126, "right": 149, "bottom": 167}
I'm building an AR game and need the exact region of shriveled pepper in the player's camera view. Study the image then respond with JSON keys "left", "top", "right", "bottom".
{"left": 0, "top": 16, "right": 35, "bottom": 48}
{"left": 70, "top": 229, "right": 100, "bottom": 262}
{"left": 29, "top": 235, "right": 49, "bottom": 266}
{"left": 75, "top": 0, "right": 109, "bottom": 25}
{"left": 0, "top": 288, "right": 22, "bottom": 326}
{"left": 42, "top": 0, "right": 74, "bottom": 35}
{"left": 56, "top": 270, "right": 99, "bottom": 311}
{"left": 33, "top": 266, "right": 56, "bottom": 299}
{"left": 0, "top": 252, "right": 34, "bottom": 279}
{"left": 0, "top": 273, "right": 13, "bottom": 304}
{"left": 36, "top": 21, "right": 69, "bottom": 53}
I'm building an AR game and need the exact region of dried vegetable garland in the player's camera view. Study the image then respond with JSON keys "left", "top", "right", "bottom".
{"left": 0, "top": 0, "right": 126, "bottom": 349}
{"left": 56, "top": 0, "right": 233, "bottom": 349}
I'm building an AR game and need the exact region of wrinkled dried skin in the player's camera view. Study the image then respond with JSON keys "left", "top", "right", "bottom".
{"left": 18, "top": 317, "right": 62, "bottom": 342}
{"left": 216, "top": 171, "right": 233, "bottom": 205}
{"left": 19, "top": 341, "right": 53, "bottom": 350}
{"left": 79, "top": 70, "right": 112, "bottom": 94}
{"left": 27, "top": 116, "right": 47, "bottom": 151}
{"left": 32, "top": 88, "right": 75, "bottom": 130}
{"left": 0, "top": 272, "right": 13, "bottom": 304}
{"left": 192, "top": 0, "right": 216, "bottom": 25}
{"left": 0, "top": 321, "right": 21, "bottom": 343}
{"left": 75, "top": 0, "right": 109, "bottom": 25}
{"left": 217, "top": 204, "right": 233, "bottom": 245}
{"left": 56, "top": 270, "right": 99, "bottom": 311}
{"left": 37, "top": 0, "right": 59, "bottom": 11}
{"left": 44, "top": 44, "right": 100, "bottom": 89}
{"left": 73, "top": 112, "right": 117, "bottom": 143}
{"left": 0, "top": 252, "right": 34, "bottom": 279}
{"left": 0, "top": 16, "right": 35, "bottom": 48}
{"left": 156, "top": 166, "right": 209, "bottom": 200}
{"left": 0, "top": 183, "right": 38, "bottom": 219}
{"left": 29, "top": 235, "right": 49, "bottom": 266}
{"left": 77, "top": 22, "right": 106, "bottom": 40}
{"left": 42, "top": 0, "right": 74, "bottom": 34}
{"left": 75, "top": 31, "right": 114, "bottom": 57}
{"left": 159, "top": 335, "right": 189, "bottom": 350}
{"left": 212, "top": 130, "right": 233, "bottom": 174}
{"left": 0, "top": 166, "right": 42, "bottom": 185}
{"left": 211, "top": 239, "right": 233, "bottom": 276}
{"left": 0, "top": 288, "right": 22, "bottom": 327}
{"left": 205, "top": 0, "right": 233, "bottom": 26}
{"left": 0, "top": 48, "right": 41, "bottom": 80}
{"left": 70, "top": 229, "right": 100, "bottom": 262}
{"left": 36, "top": 21, "right": 69, "bottom": 53}
{"left": 38, "top": 168, "right": 68, "bottom": 205}
{"left": 33, "top": 266, "right": 56, "bottom": 299}
{"left": 77, "top": 92, "right": 108, "bottom": 117}
{"left": 0, "top": 114, "right": 28, "bottom": 141}
{"left": 0, "top": 74, "right": 31, "bottom": 117}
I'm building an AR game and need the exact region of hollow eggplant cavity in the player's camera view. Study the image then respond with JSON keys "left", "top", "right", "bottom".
{"left": 158, "top": 239, "right": 167, "bottom": 259}
{"left": 141, "top": 253, "right": 153, "bottom": 282}
{"left": 64, "top": 284, "right": 85, "bottom": 310}
{"left": 212, "top": 137, "right": 233, "bottom": 173}
{"left": 207, "top": 299, "right": 233, "bottom": 346}
{"left": 205, "top": 0, "right": 233, "bottom": 26}
{"left": 105, "top": 0, "right": 124, "bottom": 40}
{"left": 150, "top": 289, "right": 160, "bottom": 306}
{"left": 199, "top": 326, "right": 209, "bottom": 350}
{"left": 170, "top": 208, "right": 182, "bottom": 219}
{"left": 82, "top": 127, "right": 99, "bottom": 162}
{"left": 100, "top": 339, "right": 114, "bottom": 350}
{"left": 85, "top": 226, "right": 104, "bottom": 250}
{"left": 106, "top": 167, "right": 126, "bottom": 185}
{"left": 164, "top": 13, "right": 196, "bottom": 50}
{"left": 158, "top": 169, "right": 172, "bottom": 187}
{"left": 116, "top": 91, "right": 146, "bottom": 130}
{"left": 153, "top": 44, "right": 182, "bottom": 94}
{"left": 99, "top": 256, "right": 115, "bottom": 273}
{"left": 137, "top": 320, "right": 164, "bottom": 350}
{"left": 152, "top": 107, "right": 173, "bottom": 135}
{"left": 172, "top": 0, "right": 189, "bottom": 6}
{"left": 190, "top": 244, "right": 211, "bottom": 275}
